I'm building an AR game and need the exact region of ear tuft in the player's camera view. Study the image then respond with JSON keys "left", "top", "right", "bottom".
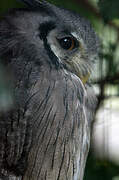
{"left": 17, "top": 0, "right": 55, "bottom": 15}
{"left": 17, "top": 0, "right": 45, "bottom": 8}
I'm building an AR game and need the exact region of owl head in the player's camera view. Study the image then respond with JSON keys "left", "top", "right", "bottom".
{"left": 0, "top": 0, "right": 99, "bottom": 83}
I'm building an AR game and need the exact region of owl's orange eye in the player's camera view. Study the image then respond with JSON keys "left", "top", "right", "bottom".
{"left": 57, "top": 37, "right": 78, "bottom": 50}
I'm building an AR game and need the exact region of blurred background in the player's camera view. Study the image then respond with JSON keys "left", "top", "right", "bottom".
{"left": 0, "top": 0, "right": 119, "bottom": 179}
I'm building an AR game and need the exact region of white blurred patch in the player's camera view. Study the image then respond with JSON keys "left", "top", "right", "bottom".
{"left": 92, "top": 97, "right": 119, "bottom": 165}
{"left": 0, "top": 93, "right": 13, "bottom": 112}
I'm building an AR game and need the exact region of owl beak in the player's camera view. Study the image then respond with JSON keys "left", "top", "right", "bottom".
{"left": 78, "top": 72, "right": 90, "bottom": 84}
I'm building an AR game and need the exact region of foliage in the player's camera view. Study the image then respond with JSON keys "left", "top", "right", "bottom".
{"left": 99, "top": 0, "right": 119, "bottom": 22}
{"left": 0, "top": 0, "right": 22, "bottom": 14}
{"left": 84, "top": 151, "right": 119, "bottom": 180}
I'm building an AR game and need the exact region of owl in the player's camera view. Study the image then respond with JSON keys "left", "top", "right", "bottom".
{"left": 0, "top": 0, "right": 99, "bottom": 180}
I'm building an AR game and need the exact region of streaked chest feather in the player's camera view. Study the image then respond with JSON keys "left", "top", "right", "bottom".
{"left": 23, "top": 71, "right": 92, "bottom": 180}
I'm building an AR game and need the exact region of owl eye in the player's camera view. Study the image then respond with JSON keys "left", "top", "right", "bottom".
{"left": 57, "top": 37, "right": 79, "bottom": 50}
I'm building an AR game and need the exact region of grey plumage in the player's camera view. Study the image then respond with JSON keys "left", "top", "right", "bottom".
{"left": 0, "top": 0, "right": 99, "bottom": 180}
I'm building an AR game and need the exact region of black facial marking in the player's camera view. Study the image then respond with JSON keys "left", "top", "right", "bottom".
{"left": 39, "top": 22, "right": 60, "bottom": 69}
{"left": 39, "top": 21, "right": 56, "bottom": 40}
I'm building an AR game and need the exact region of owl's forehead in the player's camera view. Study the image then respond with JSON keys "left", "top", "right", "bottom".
{"left": 7, "top": 7, "right": 89, "bottom": 33}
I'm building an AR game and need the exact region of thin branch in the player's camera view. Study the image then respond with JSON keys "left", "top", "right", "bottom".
{"left": 93, "top": 74, "right": 119, "bottom": 85}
